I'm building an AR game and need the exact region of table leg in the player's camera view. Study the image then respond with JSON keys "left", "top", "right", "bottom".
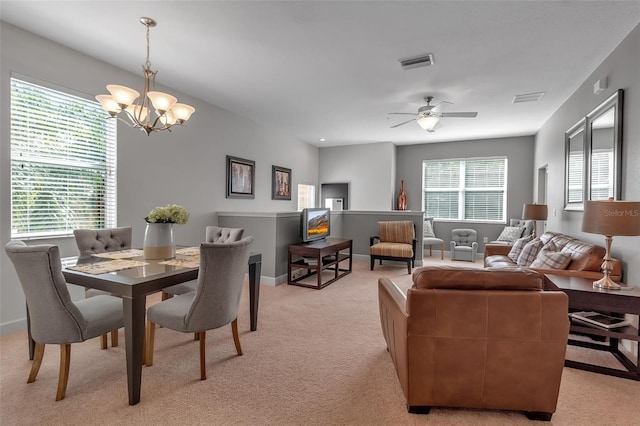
{"left": 123, "top": 295, "right": 146, "bottom": 405}
{"left": 248, "top": 256, "right": 262, "bottom": 332}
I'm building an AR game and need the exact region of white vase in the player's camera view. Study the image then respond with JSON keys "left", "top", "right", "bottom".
{"left": 143, "top": 222, "right": 176, "bottom": 260}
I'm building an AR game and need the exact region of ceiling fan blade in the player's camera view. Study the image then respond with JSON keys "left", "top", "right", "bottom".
{"left": 388, "top": 112, "right": 418, "bottom": 116}
{"left": 440, "top": 112, "right": 478, "bottom": 118}
{"left": 432, "top": 101, "right": 453, "bottom": 112}
{"left": 390, "top": 118, "right": 416, "bottom": 128}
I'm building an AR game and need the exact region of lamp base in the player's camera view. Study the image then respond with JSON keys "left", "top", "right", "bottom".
{"left": 593, "top": 275, "right": 621, "bottom": 290}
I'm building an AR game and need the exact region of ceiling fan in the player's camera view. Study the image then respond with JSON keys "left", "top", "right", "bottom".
{"left": 389, "top": 96, "right": 478, "bottom": 132}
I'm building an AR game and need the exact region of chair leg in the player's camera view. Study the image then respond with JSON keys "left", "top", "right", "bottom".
{"left": 161, "top": 291, "right": 169, "bottom": 301}
{"left": 199, "top": 331, "right": 206, "bottom": 380}
{"left": 27, "top": 342, "right": 45, "bottom": 383}
{"left": 429, "top": 246, "right": 432, "bottom": 256}
{"left": 231, "top": 318, "right": 243, "bottom": 356}
{"left": 407, "top": 261, "right": 411, "bottom": 274}
{"left": 194, "top": 333, "right": 199, "bottom": 341}
{"left": 56, "top": 344, "right": 71, "bottom": 401}
{"left": 111, "top": 330, "right": 119, "bottom": 347}
{"left": 370, "top": 257, "right": 375, "bottom": 270}
{"left": 145, "top": 321, "right": 155, "bottom": 367}
{"left": 100, "top": 334, "right": 107, "bottom": 350}
{"left": 440, "top": 243, "right": 444, "bottom": 260}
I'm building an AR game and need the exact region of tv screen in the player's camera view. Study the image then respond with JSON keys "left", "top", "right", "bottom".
{"left": 301, "top": 208, "right": 331, "bottom": 242}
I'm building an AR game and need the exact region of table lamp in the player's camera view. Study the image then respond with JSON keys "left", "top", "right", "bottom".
{"left": 582, "top": 198, "right": 640, "bottom": 290}
{"left": 522, "top": 203, "right": 548, "bottom": 237}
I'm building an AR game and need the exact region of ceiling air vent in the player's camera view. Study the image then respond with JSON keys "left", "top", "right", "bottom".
{"left": 512, "top": 92, "right": 546, "bottom": 103}
{"left": 399, "top": 53, "right": 435, "bottom": 70}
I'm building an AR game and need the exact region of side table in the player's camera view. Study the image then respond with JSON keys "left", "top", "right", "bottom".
{"left": 544, "top": 274, "right": 640, "bottom": 381}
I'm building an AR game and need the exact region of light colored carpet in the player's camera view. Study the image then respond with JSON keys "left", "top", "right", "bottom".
{"left": 1, "top": 256, "right": 639, "bottom": 425}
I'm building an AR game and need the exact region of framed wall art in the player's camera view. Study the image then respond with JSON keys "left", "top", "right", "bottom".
{"left": 272, "top": 165, "right": 291, "bottom": 200}
{"left": 226, "top": 155, "right": 255, "bottom": 199}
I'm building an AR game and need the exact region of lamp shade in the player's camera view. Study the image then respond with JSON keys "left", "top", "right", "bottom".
{"left": 582, "top": 199, "right": 640, "bottom": 236}
{"left": 522, "top": 203, "right": 548, "bottom": 221}
{"left": 417, "top": 115, "right": 439, "bottom": 131}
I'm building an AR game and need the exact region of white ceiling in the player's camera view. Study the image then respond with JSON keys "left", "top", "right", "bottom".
{"left": 1, "top": 1, "right": 639, "bottom": 147}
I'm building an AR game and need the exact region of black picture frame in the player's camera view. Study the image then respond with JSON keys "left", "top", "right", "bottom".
{"left": 272, "top": 165, "right": 292, "bottom": 200}
{"left": 226, "top": 155, "right": 255, "bottom": 199}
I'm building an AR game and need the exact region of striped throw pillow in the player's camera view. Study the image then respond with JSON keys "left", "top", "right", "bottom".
{"left": 508, "top": 234, "right": 534, "bottom": 262}
{"left": 530, "top": 248, "right": 572, "bottom": 269}
{"left": 516, "top": 237, "right": 543, "bottom": 267}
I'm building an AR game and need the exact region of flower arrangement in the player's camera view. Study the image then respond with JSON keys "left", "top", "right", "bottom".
{"left": 145, "top": 204, "right": 189, "bottom": 224}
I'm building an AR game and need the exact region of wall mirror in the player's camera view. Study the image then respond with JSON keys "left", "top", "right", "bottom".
{"left": 564, "top": 89, "right": 623, "bottom": 211}
{"left": 564, "top": 119, "right": 586, "bottom": 211}
{"left": 586, "top": 89, "right": 623, "bottom": 201}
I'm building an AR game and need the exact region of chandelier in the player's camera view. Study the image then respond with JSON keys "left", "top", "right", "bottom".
{"left": 96, "top": 17, "right": 195, "bottom": 136}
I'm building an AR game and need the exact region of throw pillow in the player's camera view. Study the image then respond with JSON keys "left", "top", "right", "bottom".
{"left": 423, "top": 220, "right": 435, "bottom": 238}
{"left": 530, "top": 250, "right": 572, "bottom": 269}
{"left": 516, "top": 237, "right": 543, "bottom": 267}
{"left": 496, "top": 226, "right": 525, "bottom": 243}
{"left": 508, "top": 234, "right": 534, "bottom": 262}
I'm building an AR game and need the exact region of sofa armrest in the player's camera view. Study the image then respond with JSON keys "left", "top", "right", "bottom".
{"left": 484, "top": 243, "right": 511, "bottom": 258}
{"left": 378, "top": 278, "right": 409, "bottom": 399}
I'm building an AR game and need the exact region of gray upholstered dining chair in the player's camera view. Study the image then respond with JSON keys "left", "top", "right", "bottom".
{"left": 423, "top": 216, "right": 444, "bottom": 260}
{"left": 5, "top": 241, "right": 124, "bottom": 401}
{"left": 161, "top": 226, "right": 244, "bottom": 300}
{"left": 73, "top": 226, "right": 132, "bottom": 348}
{"left": 145, "top": 237, "right": 254, "bottom": 380}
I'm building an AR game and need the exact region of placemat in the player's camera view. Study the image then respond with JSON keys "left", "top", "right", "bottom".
{"left": 68, "top": 259, "right": 148, "bottom": 274}
{"left": 92, "top": 249, "right": 144, "bottom": 259}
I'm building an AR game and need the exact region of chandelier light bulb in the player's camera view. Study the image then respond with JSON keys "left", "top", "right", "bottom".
{"left": 106, "top": 85, "right": 140, "bottom": 107}
{"left": 172, "top": 103, "right": 196, "bottom": 122}
{"left": 95, "top": 95, "right": 121, "bottom": 115}
{"left": 147, "top": 91, "right": 177, "bottom": 113}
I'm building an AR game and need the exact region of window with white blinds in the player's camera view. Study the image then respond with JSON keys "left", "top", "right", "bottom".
{"left": 10, "top": 78, "right": 117, "bottom": 238}
{"left": 423, "top": 157, "right": 507, "bottom": 222}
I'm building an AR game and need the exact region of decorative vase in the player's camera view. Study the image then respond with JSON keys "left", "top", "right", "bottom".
{"left": 397, "top": 180, "right": 408, "bottom": 210}
{"left": 143, "top": 222, "right": 176, "bottom": 260}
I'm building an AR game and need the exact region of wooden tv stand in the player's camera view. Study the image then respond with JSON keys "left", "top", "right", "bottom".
{"left": 288, "top": 238, "right": 352, "bottom": 289}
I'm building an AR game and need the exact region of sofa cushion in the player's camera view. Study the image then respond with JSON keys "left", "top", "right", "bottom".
{"left": 530, "top": 242, "right": 572, "bottom": 269}
{"left": 370, "top": 242, "right": 413, "bottom": 258}
{"left": 496, "top": 226, "right": 525, "bottom": 244}
{"left": 516, "top": 238, "right": 543, "bottom": 267}
{"left": 508, "top": 234, "right": 534, "bottom": 262}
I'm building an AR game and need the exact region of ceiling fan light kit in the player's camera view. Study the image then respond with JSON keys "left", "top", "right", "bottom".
{"left": 96, "top": 17, "right": 195, "bottom": 136}
{"left": 389, "top": 96, "right": 477, "bottom": 132}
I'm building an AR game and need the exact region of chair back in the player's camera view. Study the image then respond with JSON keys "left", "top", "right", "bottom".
{"left": 205, "top": 226, "right": 244, "bottom": 243}
{"left": 186, "top": 237, "right": 254, "bottom": 330}
{"left": 451, "top": 228, "right": 477, "bottom": 246}
{"left": 73, "top": 226, "right": 132, "bottom": 256}
{"left": 378, "top": 221, "right": 415, "bottom": 244}
{"left": 5, "top": 241, "right": 86, "bottom": 344}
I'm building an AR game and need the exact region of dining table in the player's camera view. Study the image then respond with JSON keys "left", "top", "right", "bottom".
{"left": 25, "top": 248, "right": 262, "bottom": 405}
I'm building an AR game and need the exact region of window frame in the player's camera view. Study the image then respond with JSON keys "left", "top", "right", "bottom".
{"left": 422, "top": 156, "right": 508, "bottom": 223}
{"left": 10, "top": 75, "right": 117, "bottom": 239}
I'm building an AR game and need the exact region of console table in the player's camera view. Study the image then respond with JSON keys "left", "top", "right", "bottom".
{"left": 544, "top": 274, "right": 640, "bottom": 381}
{"left": 288, "top": 238, "right": 352, "bottom": 289}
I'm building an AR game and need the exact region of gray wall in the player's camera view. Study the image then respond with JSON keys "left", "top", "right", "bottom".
{"left": 535, "top": 23, "right": 640, "bottom": 285}
{"left": 0, "top": 22, "right": 319, "bottom": 334}
{"left": 396, "top": 136, "right": 536, "bottom": 253}
{"left": 319, "top": 142, "right": 396, "bottom": 210}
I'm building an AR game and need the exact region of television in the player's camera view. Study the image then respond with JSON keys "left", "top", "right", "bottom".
{"left": 300, "top": 208, "right": 331, "bottom": 242}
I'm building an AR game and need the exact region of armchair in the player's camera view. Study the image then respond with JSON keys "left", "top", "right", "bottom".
{"left": 369, "top": 221, "right": 416, "bottom": 274}
{"left": 450, "top": 228, "right": 478, "bottom": 261}
{"left": 378, "top": 266, "right": 569, "bottom": 420}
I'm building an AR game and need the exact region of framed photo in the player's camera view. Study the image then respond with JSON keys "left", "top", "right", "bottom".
{"left": 272, "top": 165, "right": 291, "bottom": 200}
{"left": 226, "top": 155, "right": 255, "bottom": 199}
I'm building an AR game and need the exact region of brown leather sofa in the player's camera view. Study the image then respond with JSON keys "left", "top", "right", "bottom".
{"left": 484, "top": 231, "right": 622, "bottom": 281}
{"left": 378, "top": 266, "right": 569, "bottom": 421}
